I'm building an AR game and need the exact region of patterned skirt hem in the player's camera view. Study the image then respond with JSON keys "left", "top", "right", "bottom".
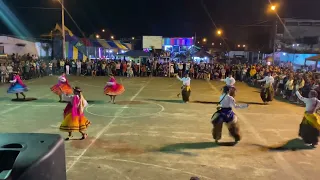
{"left": 59, "top": 122, "right": 91, "bottom": 132}
{"left": 7, "top": 88, "right": 28, "bottom": 94}
{"left": 104, "top": 89, "right": 125, "bottom": 96}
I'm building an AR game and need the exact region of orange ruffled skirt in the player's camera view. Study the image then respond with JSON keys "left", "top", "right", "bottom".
{"left": 51, "top": 83, "right": 73, "bottom": 95}
{"left": 104, "top": 84, "right": 125, "bottom": 96}
{"left": 60, "top": 112, "right": 91, "bottom": 132}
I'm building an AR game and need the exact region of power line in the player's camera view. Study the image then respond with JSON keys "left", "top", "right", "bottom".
{"left": 17, "top": 7, "right": 60, "bottom": 10}
{"left": 200, "top": 0, "right": 230, "bottom": 50}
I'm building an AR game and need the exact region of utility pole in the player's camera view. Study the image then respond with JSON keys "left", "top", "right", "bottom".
{"left": 61, "top": 0, "right": 66, "bottom": 59}
{"left": 272, "top": 20, "right": 278, "bottom": 64}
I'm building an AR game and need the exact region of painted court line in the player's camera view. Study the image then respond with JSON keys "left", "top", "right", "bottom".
{"left": 241, "top": 112, "right": 301, "bottom": 117}
{"left": 66, "top": 156, "right": 214, "bottom": 180}
{"left": 66, "top": 78, "right": 152, "bottom": 172}
{"left": 2, "top": 103, "right": 163, "bottom": 110}
{"left": 0, "top": 93, "right": 53, "bottom": 115}
{"left": 207, "top": 81, "right": 302, "bottom": 180}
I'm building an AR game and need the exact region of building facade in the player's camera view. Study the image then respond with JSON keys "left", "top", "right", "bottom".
{"left": 278, "top": 18, "right": 320, "bottom": 53}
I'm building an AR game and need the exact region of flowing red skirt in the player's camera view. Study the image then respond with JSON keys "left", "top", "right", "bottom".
{"left": 51, "top": 83, "right": 73, "bottom": 95}
{"left": 104, "top": 84, "right": 125, "bottom": 96}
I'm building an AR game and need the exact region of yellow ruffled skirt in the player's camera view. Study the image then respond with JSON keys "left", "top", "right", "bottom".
{"left": 303, "top": 112, "right": 320, "bottom": 131}
{"left": 60, "top": 113, "right": 91, "bottom": 132}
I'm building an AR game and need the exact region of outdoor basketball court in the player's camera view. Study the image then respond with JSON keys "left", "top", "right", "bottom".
{"left": 0, "top": 76, "right": 319, "bottom": 180}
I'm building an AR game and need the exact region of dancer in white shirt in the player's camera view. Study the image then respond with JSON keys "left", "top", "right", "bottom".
{"left": 296, "top": 90, "right": 320, "bottom": 147}
{"left": 211, "top": 86, "right": 243, "bottom": 144}
{"left": 257, "top": 72, "right": 275, "bottom": 104}
{"left": 176, "top": 73, "right": 191, "bottom": 103}
{"left": 221, "top": 74, "right": 236, "bottom": 97}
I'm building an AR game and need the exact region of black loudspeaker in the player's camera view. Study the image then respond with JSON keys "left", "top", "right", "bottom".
{"left": 0, "top": 133, "right": 66, "bottom": 180}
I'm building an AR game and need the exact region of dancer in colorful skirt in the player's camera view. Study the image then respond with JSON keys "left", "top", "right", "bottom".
{"left": 211, "top": 86, "right": 244, "bottom": 144}
{"left": 7, "top": 71, "right": 28, "bottom": 99}
{"left": 176, "top": 73, "right": 191, "bottom": 103}
{"left": 257, "top": 72, "right": 274, "bottom": 104}
{"left": 296, "top": 90, "right": 320, "bottom": 147}
{"left": 221, "top": 74, "right": 236, "bottom": 97}
{"left": 50, "top": 73, "right": 73, "bottom": 102}
{"left": 104, "top": 75, "right": 125, "bottom": 104}
{"left": 60, "top": 87, "right": 90, "bottom": 140}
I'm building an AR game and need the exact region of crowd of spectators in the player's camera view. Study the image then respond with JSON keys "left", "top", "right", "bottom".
{"left": 1, "top": 54, "right": 319, "bottom": 106}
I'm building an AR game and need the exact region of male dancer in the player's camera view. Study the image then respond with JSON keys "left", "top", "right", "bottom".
{"left": 211, "top": 86, "right": 243, "bottom": 144}
{"left": 176, "top": 73, "right": 191, "bottom": 103}
{"left": 296, "top": 90, "right": 320, "bottom": 147}
{"left": 257, "top": 72, "right": 274, "bottom": 104}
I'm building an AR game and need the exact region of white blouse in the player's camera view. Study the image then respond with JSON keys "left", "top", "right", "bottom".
{"left": 62, "top": 94, "right": 88, "bottom": 107}
{"left": 296, "top": 91, "right": 320, "bottom": 113}
{"left": 59, "top": 76, "right": 66, "bottom": 83}
{"left": 258, "top": 76, "right": 274, "bottom": 85}
{"left": 219, "top": 94, "right": 240, "bottom": 108}
{"left": 106, "top": 82, "right": 116, "bottom": 86}
{"left": 177, "top": 76, "right": 191, "bottom": 86}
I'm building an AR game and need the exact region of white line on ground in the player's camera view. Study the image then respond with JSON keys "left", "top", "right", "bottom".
{"left": 0, "top": 79, "right": 77, "bottom": 116}
{"left": 241, "top": 112, "right": 301, "bottom": 117}
{"left": 2, "top": 103, "right": 163, "bottom": 109}
{"left": 66, "top": 156, "right": 214, "bottom": 180}
{"left": 0, "top": 93, "right": 53, "bottom": 115}
{"left": 207, "top": 81, "right": 303, "bottom": 180}
{"left": 66, "top": 78, "right": 152, "bottom": 172}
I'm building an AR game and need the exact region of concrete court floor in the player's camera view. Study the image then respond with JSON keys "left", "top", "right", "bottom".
{"left": 0, "top": 76, "right": 319, "bottom": 180}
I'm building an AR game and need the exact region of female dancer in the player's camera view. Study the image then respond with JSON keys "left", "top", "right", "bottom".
{"left": 211, "top": 86, "right": 246, "bottom": 144}
{"left": 257, "top": 72, "right": 275, "bottom": 104}
{"left": 176, "top": 73, "right": 191, "bottom": 103}
{"left": 50, "top": 73, "right": 73, "bottom": 102}
{"left": 7, "top": 71, "right": 28, "bottom": 99}
{"left": 60, "top": 87, "right": 90, "bottom": 140}
{"left": 296, "top": 90, "right": 320, "bottom": 147}
{"left": 104, "top": 75, "right": 125, "bottom": 104}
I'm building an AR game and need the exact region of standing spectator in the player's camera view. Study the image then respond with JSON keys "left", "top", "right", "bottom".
{"left": 76, "top": 60, "right": 81, "bottom": 76}
{"left": 6, "top": 63, "right": 13, "bottom": 80}
{"left": 0, "top": 63, "right": 7, "bottom": 83}
{"left": 24, "top": 62, "right": 30, "bottom": 80}
{"left": 116, "top": 62, "right": 121, "bottom": 76}
{"left": 122, "top": 61, "right": 127, "bottom": 77}
{"left": 48, "top": 61, "right": 53, "bottom": 76}
{"left": 71, "top": 60, "right": 76, "bottom": 75}
{"left": 52, "top": 59, "right": 57, "bottom": 75}
{"left": 65, "top": 60, "right": 70, "bottom": 75}
{"left": 59, "top": 59, "right": 65, "bottom": 73}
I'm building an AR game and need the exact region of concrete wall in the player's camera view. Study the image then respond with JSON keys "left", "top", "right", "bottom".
{"left": 0, "top": 36, "right": 38, "bottom": 55}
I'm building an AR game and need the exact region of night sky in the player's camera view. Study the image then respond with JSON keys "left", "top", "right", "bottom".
{"left": 1, "top": 0, "right": 320, "bottom": 47}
